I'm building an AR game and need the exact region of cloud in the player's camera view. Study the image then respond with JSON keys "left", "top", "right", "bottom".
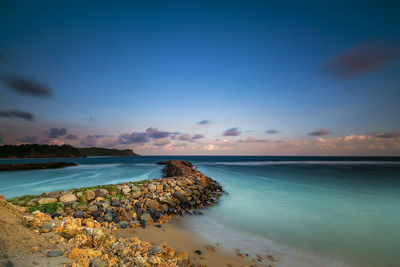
{"left": 374, "top": 132, "right": 400, "bottom": 139}
{"left": 323, "top": 41, "right": 399, "bottom": 79}
{"left": 179, "top": 133, "right": 191, "bottom": 141}
{"left": 198, "top": 120, "right": 211, "bottom": 125}
{"left": 146, "top": 127, "right": 172, "bottom": 139}
{"left": 65, "top": 134, "right": 78, "bottom": 140}
{"left": 88, "top": 116, "right": 96, "bottom": 121}
{"left": 1, "top": 75, "right": 53, "bottom": 97}
{"left": 192, "top": 134, "right": 205, "bottom": 140}
{"left": 223, "top": 127, "right": 241, "bottom": 136}
{"left": 119, "top": 132, "right": 149, "bottom": 144}
{"left": 153, "top": 138, "right": 171, "bottom": 146}
{"left": 48, "top": 128, "right": 67, "bottom": 138}
{"left": 16, "top": 136, "right": 38, "bottom": 143}
{"left": 80, "top": 135, "right": 100, "bottom": 147}
{"left": 0, "top": 109, "right": 35, "bottom": 121}
{"left": 0, "top": 134, "right": 3, "bottom": 144}
{"left": 309, "top": 128, "right": 330, "bottom": 136}
{"left": 238, "top": 137, "right": 269, "bottom": 143}
{"left": 266, "top": 129, "right": 279, "bottom": 134}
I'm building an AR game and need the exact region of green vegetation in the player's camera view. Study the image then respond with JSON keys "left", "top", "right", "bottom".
{"left": 7, "top": 195, "right": 36, "bottom": 206}
{"left": 27, "top": 202, "right": 65, "bottom": 213}
{"left": 0, "top": 144, "right": 83, "bottom": 158}
{"left": 130, "top": 180, "right": 149, "bottom": 187}
{"left": 0, "top": 144, "right": 139, "bottom": 158}
{"left": 77, "top": 147, "right": 138, "bottom": 157}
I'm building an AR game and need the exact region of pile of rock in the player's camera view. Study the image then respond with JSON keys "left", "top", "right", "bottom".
{"left": 10, "top": 160, "right": 224, "bottom": 229}
{"left": 9, "top": 160, "right": 225, "bottom": 266}
{"left": 23, "top": 211, "right": 185, "bottom": 266}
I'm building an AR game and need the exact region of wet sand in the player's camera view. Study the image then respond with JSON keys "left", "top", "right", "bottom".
{"left": 115, "top": 216, "right": 274, "bottom": 267}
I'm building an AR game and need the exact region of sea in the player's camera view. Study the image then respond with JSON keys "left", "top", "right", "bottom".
{"left": 1, "top": 156, "right": 399, "bottom": 267}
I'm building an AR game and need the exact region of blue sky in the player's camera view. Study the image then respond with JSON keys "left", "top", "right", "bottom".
{"left": 0, "top": 0, "right": 399, "bottom": 155}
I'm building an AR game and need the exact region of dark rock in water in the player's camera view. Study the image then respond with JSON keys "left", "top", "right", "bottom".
{"left": 140, "top": 219, "right": 146, "bottom": 228}
{"left": 111, "top": 200, "right": 120, "bottom": 207}
{"left": 5, "top": 260, "right": 13, "bottom": 267}
{"left": 154, "top": 224, "right": 162, "bottom": 228}
{"left": 135, "top": 201, "right": 141, "bottom": 208}
{"left": 51, "top": 213, "right": 61, "bottom": 219}
{"left": 112, "top": 216, "right": 120, "bottom": 223}
{"left": 119, "top": 221, "right": 129, "bottom": 228}
{"left": 194, "top": 250, "right": 202, "bottom": 255}
{"left": 193, "top": 210, "right": 204, "bottom": 215}
{"left": 173, "top": 191, "right": 187, "bottom": 203}
{"left": 73, "top": 211, "right": 84, "bottom": 218}
{"left": 47, "top": 250, "right": 63, "bottom": 257}
{"left": 3, "top": 254, "right": 9, "bottom": 259}
{"left": 91, "top": 257, "right": 106, "bottom": 267}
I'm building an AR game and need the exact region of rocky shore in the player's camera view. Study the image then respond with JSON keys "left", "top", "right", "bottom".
{"left": 3, "top": 160, "right": 231, "bottom": 266}
{"left": 0, "top": 162, "right": 78, "bottom": 172}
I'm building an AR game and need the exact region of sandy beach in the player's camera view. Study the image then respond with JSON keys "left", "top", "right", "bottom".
{"left": 115, "top": 216, "right": 272, "bottom": 267}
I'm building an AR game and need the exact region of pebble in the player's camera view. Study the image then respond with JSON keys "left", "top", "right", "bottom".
{"left": 73, "top": 211, "right": 84, "bottom": 218}
{"left": 119, "top": 221, "right": 129, "bottom": 228}
{"left": 40, "top": 223, "right": 53, "bottom": 233}
{"left": 194, "top": 250, "right": 202, "bottom": 255}
{"left": 111, "top": 200, "right": 120, "bottom": 207}
{"left": 91, "top": 257, "right": 106, "bottom": 267}
{"left": 47, "top": 250, "right": 63, "bottom": 257}
{"left": 5, "top": 260, "right": 13, "bottom": 267}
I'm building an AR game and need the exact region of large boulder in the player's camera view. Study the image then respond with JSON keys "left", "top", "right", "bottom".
{"left": 38, "top": 198, "right": 58, "bottom": 204}
{"left": 48, "top": 190, "right": 64, "bottom": 198}
{"left": 145, "top": 199, "right": 161, "bottom": 210}
{"left": 94, "top": 189, "right": 109, "bottom": 198}
{"left": 81, "top": 190, "right": 95, "bottom": 202}
{"left": 147, "top": 183, "right": 156, "bottom": 193}
{"left": 173, "top": 191, "right": 187, "bottom": 203}
{"left": 118, "top": 208, "right": 132, "bottom": 221}
{"left": 59, "top": 193, "right": 77, "bottom": 203}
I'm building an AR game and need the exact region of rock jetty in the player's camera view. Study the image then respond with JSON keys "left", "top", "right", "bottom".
{"left": 6, "top": 160, "right": 225, "bottom": 266}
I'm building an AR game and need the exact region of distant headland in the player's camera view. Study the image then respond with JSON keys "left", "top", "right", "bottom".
{"left": 0, "top": 144, "right": 139, "bottom": 158}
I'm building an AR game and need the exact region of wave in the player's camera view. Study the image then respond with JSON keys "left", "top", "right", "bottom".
{"left": 198, "top": 161, "right": 400, "bottom": 166}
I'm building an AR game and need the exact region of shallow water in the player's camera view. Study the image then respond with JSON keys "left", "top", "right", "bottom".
{"left": 1, "top": 156, "right": 399, "bottom": 266}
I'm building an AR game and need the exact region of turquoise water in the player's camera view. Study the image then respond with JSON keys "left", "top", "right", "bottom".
{"left": 1, "top": 156, "right": 400, "bottom": 266}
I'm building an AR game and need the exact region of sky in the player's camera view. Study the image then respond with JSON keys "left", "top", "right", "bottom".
{"left": 0, "top": 0, "right": 399, "bottom": 155}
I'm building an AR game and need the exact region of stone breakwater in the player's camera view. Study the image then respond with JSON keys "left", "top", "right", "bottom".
{"left": 9, "top": 160, "right": 224, "bottom": 226}
{"left": 5, "top": 160, "right": 226, "bottom": 266}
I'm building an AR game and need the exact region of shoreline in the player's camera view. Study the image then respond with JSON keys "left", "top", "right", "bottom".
{"left": 2, "top": 159, "right": 274, "bottom": 266}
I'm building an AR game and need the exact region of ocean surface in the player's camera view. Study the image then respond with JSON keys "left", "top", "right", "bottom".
{"left": 1, "top": 156, "right": 400, "bottom": 266}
